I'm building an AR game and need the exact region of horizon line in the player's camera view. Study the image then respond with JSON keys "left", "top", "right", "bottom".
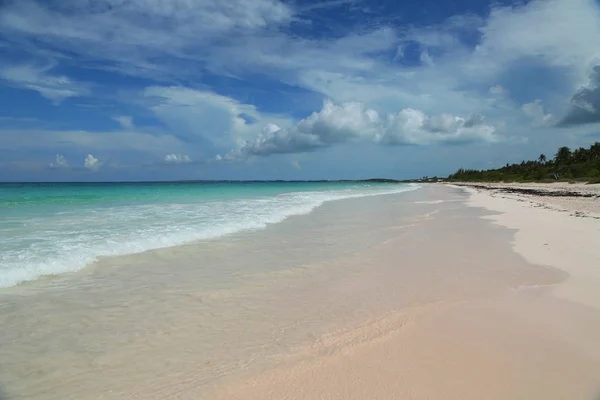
{"left": 0, "top": 178, "right": 425, "bottom": 185}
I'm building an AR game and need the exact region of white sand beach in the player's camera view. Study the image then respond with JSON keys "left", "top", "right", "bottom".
{"left": 1, "top": 184, "right": 599, "bottom": 399}
{"left": 207, "top": 184, "right": 600, "bottom": 400}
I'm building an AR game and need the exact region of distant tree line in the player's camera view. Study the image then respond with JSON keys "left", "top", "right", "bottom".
{"left": 448, "top": 142, "right": 600, "bottom": 184}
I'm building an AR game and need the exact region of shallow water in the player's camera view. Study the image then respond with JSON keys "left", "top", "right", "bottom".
{"left": 0, "top": 181, "right": 416, "bottom": 287}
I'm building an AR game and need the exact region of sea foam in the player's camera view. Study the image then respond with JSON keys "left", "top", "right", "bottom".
{"left": 0, "top": 184, "right": 418, "bottom": 288}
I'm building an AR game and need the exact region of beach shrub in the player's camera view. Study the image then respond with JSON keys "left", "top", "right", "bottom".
{"left": 447, "top": 142, "right": 600, "bottom": 183}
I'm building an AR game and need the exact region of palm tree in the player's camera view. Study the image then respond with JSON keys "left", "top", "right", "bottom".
{"left": 573, "top": 147, "right": 589, "bottom": 163}
{"left": 555, "top": 146, "right": 572, "bottom": 165}
{"left": 538, "top": 154, "right": 547, "bottom": 164}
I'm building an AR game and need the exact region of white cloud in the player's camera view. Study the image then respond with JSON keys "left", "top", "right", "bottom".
{"left": 0, "top": 64, "right": 88, "bottom": 103}
{"left": 144, "top": 86, "right": 257, "bottom": 143}
{"left": 230, "top": 101, "right": 379, "bottom": 157}
{"left": 474, "top": 0, "right": 600, "bottom": 75}
{"left": 229, "top": 100, "right": 502, "bottom": 157}
{"left": 522, "top": 99, "right": 554, "bottom": 126}
{"left": 423, "top": 113, "right": 463, "bottom": 132}
{"left": 1, "top": 0, "right": 292, "bottom": 42}
{"left": 49, "top": 154, "right": 68, "bottom": 168}
{"left": 113, "top": 116, "right": 134, "bottom": 129}
{"left": 0, "top": 0, "right": 293, "bottom": 82}
{"left": 164, "top": 154, "right": 192, "bottom": 163}
{"left": 383, "top": 110, "right": 499, "bottom": 145}
{"left": 296, "top": 101, "right": 382, "bottom": 144}
{"left": 143, "top": 86, "right": 294, "bottom": 147}
{"left": 84, "top": 154, "right": 101, "bottom": 171}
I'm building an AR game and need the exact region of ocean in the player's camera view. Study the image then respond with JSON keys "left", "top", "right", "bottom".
{"left": 0, "top": 181, "right": 417, "bottom": 288}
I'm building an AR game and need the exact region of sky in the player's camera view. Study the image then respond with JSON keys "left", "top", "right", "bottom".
{"left": 1, "top": 0, "right": 600, "bottom": 181}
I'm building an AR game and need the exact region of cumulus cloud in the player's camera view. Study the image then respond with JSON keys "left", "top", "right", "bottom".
{"left": 522, "top": 99, "right": 554, "bottom": 126}
{"left": 422, "top": 113, "right": 463, "bottom": 132}
{"left": 231, "top": 124, "right": 319, "bottom": 157}
{"left": 143, "top": 86, "right": 293, "bottom": 148}
{"left": 230, "top": 101, "right": 380, "bottom": 157}
{"left": 295, "top": 101, "right": 381, "bottom": 144}
{"left": 84, "top": 154, "right": 101, "bottom": 170}
{"left": 49, "top": 154, "right": 68, "bottom": 168}
{"left": 558, "top": 65, "right": 600, "bottom": 126}
{"left": 164, "top": 154, "right": 192, "bottom": 164}
{"left": 383, "top": 110, "right": 498, "bottom": 145}
{"left": 229, "top": 100, "right": 501, "bottom": 158}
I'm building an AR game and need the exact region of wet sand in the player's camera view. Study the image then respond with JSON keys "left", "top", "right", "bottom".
{"left": 1, "top": 185, "right": 600, "bottom": 399}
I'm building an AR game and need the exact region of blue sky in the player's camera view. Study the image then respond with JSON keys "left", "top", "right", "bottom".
{"left": 1, "top": 0, "right": 600, "bottom": 181}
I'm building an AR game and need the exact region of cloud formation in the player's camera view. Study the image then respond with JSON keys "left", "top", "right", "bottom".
{"left": 113, "top": 116, "right": 134, "bottom": 129}
{"left": 522, "top": 100, "right": 554, "bottom": 126}
{"left": 383, "top": 110, "right": 498, "bottom": 146}
{"left": 49, "top": 154, "right": 68, "bottom": 168}
{"left": 558, "top": 65, "right": 600, "bottom": 126}
{"left": 229, "top": 100, "right": 501, "bottom": 158}
{"left": 1, "top": 0, "right": 600, "bottom": 180}
{"left": 84, "top": 154, "right": 101, "bottom": 170}
{"left": 0, "top": 0, "right": 293, "bottom": 81}
{"left": 0, "top": 64, "right": 88, "bottom": 103}
{"left": 164, "top": 154, "right": 192, "bottom": 164}
{"left": 143, "top": 86, "right": 296, "bottom": 150}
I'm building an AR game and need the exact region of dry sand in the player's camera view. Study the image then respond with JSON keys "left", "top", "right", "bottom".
{"left": 453, "top": 182, "right": 600, "bottom": 309}
{"left": 451, "top": 181, "right": 600, "bottom": 216}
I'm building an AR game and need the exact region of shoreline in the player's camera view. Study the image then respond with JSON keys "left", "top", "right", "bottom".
{"left": 208, "top": 184, "right": 600, "bottom": 399}
{"left": 0, "top": 183, "right": 419, "bottom": 290}
{"left": 207, "top": 184, "right": 600, "bottom": 399}
{"left": 448, "top": 182, "right": 600, "bottom": 310}
{"left": 2, "top": 185, "right": 600, "bottom": 399}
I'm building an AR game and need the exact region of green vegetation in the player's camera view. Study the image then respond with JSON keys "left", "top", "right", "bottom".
{"left": 448, "top": 142, "right": 600, "bottom": 184}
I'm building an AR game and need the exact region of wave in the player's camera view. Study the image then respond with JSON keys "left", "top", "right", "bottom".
{"left": 0, "top": 184, "right": 419, "bottom": 288}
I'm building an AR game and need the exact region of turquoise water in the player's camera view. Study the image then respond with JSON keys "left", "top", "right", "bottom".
{"left": 0, "top": 181, "right": 417, "bottom": 288}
